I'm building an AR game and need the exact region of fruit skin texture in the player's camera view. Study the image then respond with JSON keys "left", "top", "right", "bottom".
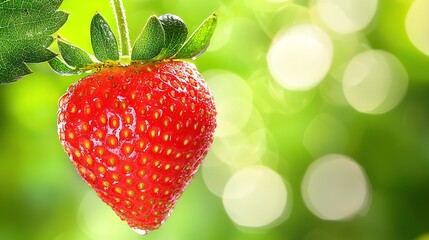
{"left": 57, "top": 60, "right": 216, "bottom": 233}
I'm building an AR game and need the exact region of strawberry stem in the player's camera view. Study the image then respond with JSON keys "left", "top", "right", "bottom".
{"left": 110, "top": 0, "right": 131, "bottom": 64}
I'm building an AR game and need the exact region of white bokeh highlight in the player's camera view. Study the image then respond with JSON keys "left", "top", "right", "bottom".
{"left": 223, "top": 166, "right": 288, "bottom": 228}
{"left": 202, "top": 129, "right": 267, "bottom": 197}
{"left": 302, "top": 154, "right": 371, "bottom": 220}
{"left": 267, "top": 24, "right": 333, "bottom": 91}
{"left": 312, "top": 0, "right": 378, "bottom": 34}
{"left": 212, "top": 128, "right": 267, "bottom": 168}
{"left": 343, "top": 50, "right": 408, "bottom": 114}
{"left": 202, "top": 110, "right": 268, "bottom": 197}
{"left": 405, "top": 0, "right": 429, "bottom": 55}
{"left": 205, "top": 71, "right": 253, "bottom": 137}
{"left": 202, "top": 150, "right": 236, "bottom": 197}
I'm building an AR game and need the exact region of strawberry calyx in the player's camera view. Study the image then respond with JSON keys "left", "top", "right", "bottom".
{"left": 49, "top": 12, "right": 217, "bottom": 76}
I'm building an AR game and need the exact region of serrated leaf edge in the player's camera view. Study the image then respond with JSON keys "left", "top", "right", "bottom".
{"left": 0, "top": 1, "right": 68, "bottom": 84}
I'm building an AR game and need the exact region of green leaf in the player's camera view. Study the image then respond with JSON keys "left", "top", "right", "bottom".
{"left": 48, "top": 57, "right": 78, "bottom": 76}
{"left": 131, "top": 15, "right": 165, "bottom": 61}
{"left": 157, "top": 14, "right": 188, "bottom": 59}
{"left": 176, "top": 13, "right": 217, "bottom": 59}
{"left": 91, "top": 13, "right": 119, "bottom": 61}
{"left": 58, "top": 38, "right": 95, "bottom": 68}
{"left": 0, "top": 0, "right": 68, "bottom": 84}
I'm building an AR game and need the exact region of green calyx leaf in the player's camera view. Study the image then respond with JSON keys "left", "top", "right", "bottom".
{"left": 51, "top": 12, "right": 217, "bottom": 73}
{"left": 91, "top": 13, "right": 120, "bottom": 61}
{"left": 131, "top": 15, "right": 165, "bottom": 61}
{"left": 130, "top": 13, "right": 218, "bottom": 62}
{"left": 48, "top": 57, "right": 79, "bottom": 76}
{"left": 175, "top": 13, "right": 217, "bottom": 59}
{"left": 0, "top": 0, "right": 68, "bottom": 84}
{"left": 157, "top": 14, "right": 188, "bottom": 59}
{"left": 57, "top": 38, "right": 95, "bottom": 68}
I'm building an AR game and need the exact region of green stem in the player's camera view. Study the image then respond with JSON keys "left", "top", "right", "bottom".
{"left": 110, "top": 0, "right": 131, "bottom": 62}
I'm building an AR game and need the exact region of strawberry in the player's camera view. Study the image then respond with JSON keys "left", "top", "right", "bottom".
{"left": 58, "top": 61, "right": 216, "bottom": 233}
{"left": 0, "top": 0, "right": 217, "bottom": 235}
{"left": 47, "top": 4, "right": 218, "bottom": 234}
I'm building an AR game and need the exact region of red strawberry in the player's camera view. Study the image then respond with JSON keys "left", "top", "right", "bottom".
{"left": 58, "top": 60, "right": 216, "bottom": 233}
{"left": 0, "top": 0, "right": 218, "bottom": 235}
{"left": 47, "top": 7, "right": 218, "bottom": 234}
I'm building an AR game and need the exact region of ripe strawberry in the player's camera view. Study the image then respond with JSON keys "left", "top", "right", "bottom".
{"left": 48, "top": 8, "right": 218, "bottom": 234}
{"left": 58, "top": 61, "right": 216, "bottom": 233}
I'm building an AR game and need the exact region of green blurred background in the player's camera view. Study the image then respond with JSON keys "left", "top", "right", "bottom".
{"left": 1, "top": 0, "right": 429, "bottom": 239}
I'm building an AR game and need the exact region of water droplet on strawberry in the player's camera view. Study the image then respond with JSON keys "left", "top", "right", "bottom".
{"left": 132, "top": 227, "right": 148, "bottom": 235}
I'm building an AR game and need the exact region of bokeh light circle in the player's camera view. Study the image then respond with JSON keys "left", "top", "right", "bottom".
{"left": 267, "top": 24, "right": 333, "bottom": 91}
{"left": 202, "top": 150, "right": 235, "bottom": 197}
{"left": 302, "top": 154, "right": 371, "bottom": 220}
{"left": 312, "top": 0, "right": 378, "bottom": 34}
{"left": 405, "top": 0, "right": 429, "bottom": 55}
{"left": 202, "top": 110, "right": 267, "bottom": 197}
{"left": 205, "top": 71, "right": 253, "bottom": 137}
{"left": 202, "top": 128, "right": 267, "bottom": 197}
{"left": 223, "top": 166, "right": 288, "bottom": 228}
{"left": 212, "top": 128, "right": 266, "bottom": 168}
{"left": 343, "top": 50, "right": 408, "bottom": 114}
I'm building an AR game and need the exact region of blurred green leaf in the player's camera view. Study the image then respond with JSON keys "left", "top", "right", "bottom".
{"left": 58, "top": 38, "right": 94, "bottom": 68}
{"left": 0, "top": 0, "right": 68, "bottom": 84}
{"left": 176, "top": 13, "right": 217, "bottom": 59}
{"left": 131, "top": 15, "right": 165, "bottom": 61}
{"left": 157, "top": 14, "right": 188, "bottom": 59}
{"left": 91, "top": 13, "right": 119, "bottom": 61}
